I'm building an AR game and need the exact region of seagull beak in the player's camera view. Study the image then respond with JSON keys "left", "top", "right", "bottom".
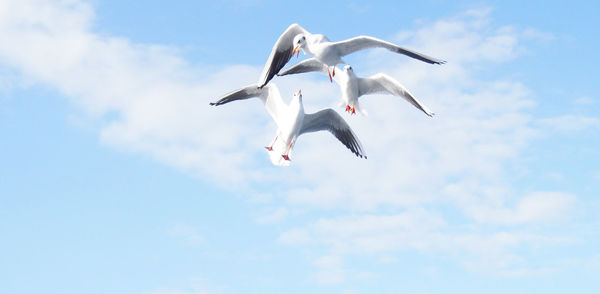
{"left": 292, "top": 45, "right": 301, "bottom": 58}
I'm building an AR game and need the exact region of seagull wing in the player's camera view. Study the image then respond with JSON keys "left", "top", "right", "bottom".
{"left": 258, "top": 24, "right": 309, "bottom": 88}
{"left": 299, "top": 108, "right": 367, "bottom": 158}
{"left": 332, "top": 36, "right": 446, "bottom": 65}
{"left": 277, "top": 58, "right": 328, "bottom": 76}
{"left": 277, "top": 58, "right": 341, "bottom": 83}
{"left": 210, "top": 84, "right": 287, "bottom": 125}
{"left": 357, "top": 73, "right": 434, "bottom": 117}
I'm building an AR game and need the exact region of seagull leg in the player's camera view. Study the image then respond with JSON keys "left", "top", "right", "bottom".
{"left": 281, "top": 141, "right": 293, "bottom": 161}
{"left": 265, "top": 135, "right": 278, "bottom": 151}
{"left": 332, "top": 66, "right": 335, "bottom": 77}
{"left": 327, "top": 67, "right": 333, "bottom": 83}
{"left": 351, "top": 106, "right": 356, "bottom": 115}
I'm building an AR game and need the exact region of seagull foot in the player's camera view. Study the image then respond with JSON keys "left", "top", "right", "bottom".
{"left": 265, "top": 146, "right": 273, "bottom": 151}
{"left": 328, "top": 71, "right": 333, "bottom": 83}
{"left": 345, "top": 105, "right": 356, "bottom": 114}
{"left": 282, "top": 154, "right": 290, "bottom": 161}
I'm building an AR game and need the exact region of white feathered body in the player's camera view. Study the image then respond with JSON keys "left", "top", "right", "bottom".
{"left": 303, "top": 39, "right": 344, "bottom": 67}
{"left": 337, "top": 67, "right": 366, "bottom": 115}
{"left": 267, "top": 95, "right": 304, "bottom": 166}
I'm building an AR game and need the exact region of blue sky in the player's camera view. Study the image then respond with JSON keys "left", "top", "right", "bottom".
{"left": 1, "top": 1, "right": 599, "bottom": 294}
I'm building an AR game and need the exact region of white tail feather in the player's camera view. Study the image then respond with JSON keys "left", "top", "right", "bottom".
{"left": 354, "top": 102, "right": 368, "bottom": 116}
{"left": 359, "top": 107, "right": 368, "bottom": 116}
{"left": 266, "top": 138, "right": 291, "bottom": 166}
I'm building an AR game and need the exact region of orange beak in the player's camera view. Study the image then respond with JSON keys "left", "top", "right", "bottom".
{"left": 292, "top": 45, "right": 301, "bottom": 58}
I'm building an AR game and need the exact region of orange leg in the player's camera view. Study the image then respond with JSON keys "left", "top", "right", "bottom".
{"left": 327, "top": 68, "right": 333, "bottom": 83}
{"left": 281, "top": 141, "right": 293, "bottom": 161}
{"left": 265, "top": 135, "right": 278, "bottom": 151}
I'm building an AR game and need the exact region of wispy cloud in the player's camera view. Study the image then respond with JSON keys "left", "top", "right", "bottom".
{"left": 149, "top": 278, "right": 212, "bottom": 294}
{"left": 537, "top": 114, "right": 600, "bottom": 132}
{"left": 574, "top": 96, "right": 595, "bottom": 106}
{"left": 313, "top": 255, "right": 346, "bottom": 285}
{"left": 255, "top": 207, "right": 288, "bottom": 224}
{"left": 168, "top": 224, "right": 205, "bottom": 245}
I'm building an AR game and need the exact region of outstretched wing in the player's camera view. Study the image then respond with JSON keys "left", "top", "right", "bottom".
{"left": 332, "top": 36, "right": 446, "bottom": 65}
{"left": 258, "top": 24, "right": 309, "bottom": 88}
{"left": 357, "top": 73, "right": 434, "bottom": 117}
{"left": 277, "top": 58, "right": 328, "bottom": 76}
{"left": 299, "top": 108, "right": 367, "bottom": 158}
{"left": 210, "top": 83, "right": 287, "bottom": 125}
{"left": 277, "top": 58, "right": 340, "bottom": 83}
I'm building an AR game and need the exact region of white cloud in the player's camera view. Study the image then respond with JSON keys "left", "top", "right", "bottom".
{"left": 521, "top": 28, "right": 555, "bottom": 42}
{"left": 278, "top": 228, "right": 312, "bottom": 245}
{"left": 313, "top": 255, "right": 346, "bottom": 285}
{"left": 445, "top": 186, "right": 577, "bottom": 225}
{"left": 280, "top": 212, "right": 575, "bottom": 275}
{"left": 168, "top": 224, "right": 205, "bottom": 245}
{"left": 574, "top": 96, "right": 595, "bottom": 106}
{"left": 0, "top": 0, "right": 299, "bottom": 187}
{"left": 150, "top": 289, "right": 209, "bottom": 294}
{"left": 477, "top": 191, "right": 576, "bottom": 224}
{"left": 537, "top": 114, "right": 600, "bottom": 132}
{"left": 255, "top": 207, "right": 288, "bottom": 224}
{"left": 149, "top": 278, "right": 212, "bottom": 294}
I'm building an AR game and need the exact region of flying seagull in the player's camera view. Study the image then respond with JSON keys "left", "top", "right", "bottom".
{"left": 278, "top": 59, "right": 435, "bottom": 116}
{"left": 258, "top": 23, "right": 445, "bottom": 87}
{"left": 210, "top": 83, "right": 367, "bottom": 166}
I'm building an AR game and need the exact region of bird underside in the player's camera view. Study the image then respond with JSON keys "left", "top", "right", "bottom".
{"left": 264, "top": 135, "right": 294, "bottom": 166}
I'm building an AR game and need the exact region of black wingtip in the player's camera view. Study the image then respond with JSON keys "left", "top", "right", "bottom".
{"left": 209, "top": 102, "right": 217, "bottom": 106}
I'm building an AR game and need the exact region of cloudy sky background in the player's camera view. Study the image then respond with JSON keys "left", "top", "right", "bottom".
{"left": 1, "top": 1, "right": 599, "bottom": 293}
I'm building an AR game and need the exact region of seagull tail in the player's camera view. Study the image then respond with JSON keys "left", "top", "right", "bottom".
{"left": 359, "top": 108, "right": 368, "bottom": 116}
{"left": 266, "top": 139, "right": 291, "bottom": 166}
{"left": 355, "top": 103, "right": 368, "bottom": 116}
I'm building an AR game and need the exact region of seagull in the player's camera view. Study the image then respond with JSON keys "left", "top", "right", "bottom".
{"left": 209, "top": 83, "right": 367, "bottom": 166}
{"left": 277, "top": 58, "right": 435, "bottom": 116}
{"left": 258, "top": 23, "right": 445, "bottom": 87}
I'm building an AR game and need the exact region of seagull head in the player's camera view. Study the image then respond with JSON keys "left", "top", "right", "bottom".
{"left": 343, "top": 65, "right": 353, "bottom": 72}
{"left": 291, "top": 34, "right": 307, "bottom": 58}
{"left": 293, "top": 89, "right": 303, "bottom": 101}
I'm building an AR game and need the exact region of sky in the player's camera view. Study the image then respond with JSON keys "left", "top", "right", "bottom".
{"left": 0, "top": 0, "right": 599, "bottom": 293}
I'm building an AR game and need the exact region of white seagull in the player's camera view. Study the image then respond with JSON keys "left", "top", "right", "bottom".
{"left": 277, "top": 58, "right": 435, "bottom": 116}
{"left": 210, "top": 83, "right": 367, "bottom": 166}
{"left": 258, "top": 23, "right": 445, "bottom": 88}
